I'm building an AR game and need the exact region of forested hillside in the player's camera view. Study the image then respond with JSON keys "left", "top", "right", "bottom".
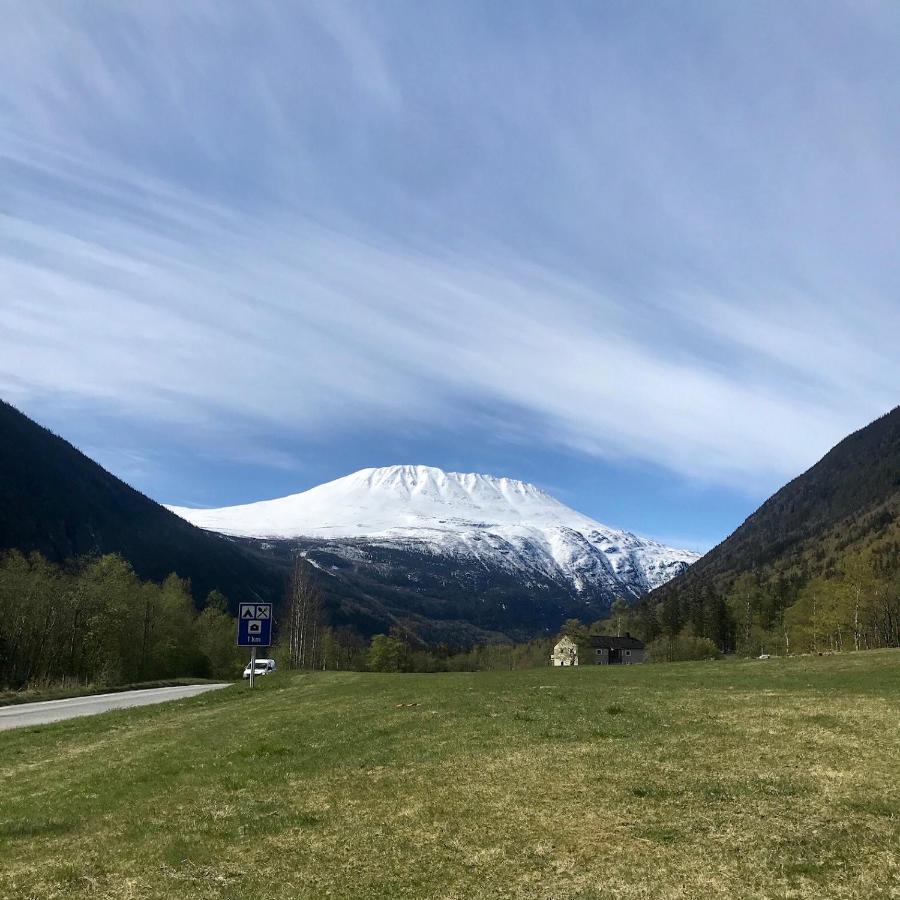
{"left": 240, "top": 535, "right": 597, "bottom": 645}
{"left": 0, "top": 550, "right": 244, "bottom": 689}
{"left": 0, "top": 400, "right": 285, "bottom": 607}
{"left": 632, "top": 407, "right": 900, "bottom": 656}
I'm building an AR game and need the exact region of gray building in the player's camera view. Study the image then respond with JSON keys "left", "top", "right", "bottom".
{"left": 586, "top": 633, "right": 645, "bottom": 664}
{"left": 551, "top": 633, "right": 645, "bottom": 666}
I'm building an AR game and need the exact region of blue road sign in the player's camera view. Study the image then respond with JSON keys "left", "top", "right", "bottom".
{"left": 237, "top": 602, "right": 273, "bottom": 647}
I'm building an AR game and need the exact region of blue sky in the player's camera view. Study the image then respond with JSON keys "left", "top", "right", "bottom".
{"left": 2, "top": 2, "right": 899, "bottom": 553}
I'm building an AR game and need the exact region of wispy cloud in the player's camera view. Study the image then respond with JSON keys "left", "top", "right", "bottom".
{"left": 2, "top": 2, "right": 898, "bottom": 499}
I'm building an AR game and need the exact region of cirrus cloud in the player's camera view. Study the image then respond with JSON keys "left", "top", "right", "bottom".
{"left": 1, "top": 1, "right": 898, "bottom": 505}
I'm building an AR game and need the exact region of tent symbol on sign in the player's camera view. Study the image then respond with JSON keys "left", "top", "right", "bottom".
{"left": 237, "top": 603, "right": 271, "bottom": 647}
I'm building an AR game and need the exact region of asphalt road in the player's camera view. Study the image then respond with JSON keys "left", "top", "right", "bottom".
{"left": 0, "top": 683, "right": 232, "bottom": 731}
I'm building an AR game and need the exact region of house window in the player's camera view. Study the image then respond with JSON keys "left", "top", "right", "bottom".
{"left": 625, "top": 650, "right": 631, "bottom": 656}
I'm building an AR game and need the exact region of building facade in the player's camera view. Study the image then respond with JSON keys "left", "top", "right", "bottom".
{"left": 550, "top": 635, "right": 579, "bottom": 666}
{"left": 551, "top": 633, "right": 645, "bottom": 666}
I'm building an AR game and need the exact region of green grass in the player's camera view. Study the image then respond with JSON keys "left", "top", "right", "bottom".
{"left": 1, "top": 652, "right": 898, "bottom": 900}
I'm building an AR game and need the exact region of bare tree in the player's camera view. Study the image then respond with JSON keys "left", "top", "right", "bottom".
{"left": 287, "top": 556, "right": 325, "bottom": 669}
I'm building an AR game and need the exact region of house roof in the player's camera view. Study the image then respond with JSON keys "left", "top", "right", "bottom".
{"left": 585, "top": 633, "right": 645, "bottom": 650}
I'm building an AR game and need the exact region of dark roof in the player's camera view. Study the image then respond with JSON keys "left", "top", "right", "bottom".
{"left": 585, "top": 633, "right": 645, "bottom": 650}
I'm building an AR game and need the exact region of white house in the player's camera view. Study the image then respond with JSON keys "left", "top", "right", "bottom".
{"left": 550, "top": 635, "right": 579, "bottom": 666}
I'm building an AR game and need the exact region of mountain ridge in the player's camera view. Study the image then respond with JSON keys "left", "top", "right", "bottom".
{"left": 169, "top": 464, "right": 600, "bottom": 537}
{"left": 168, "top": 464, "right": 699, "bottom": 602}
{"left": 652, "top": 406, "right": 900, "bottom": 593}
{"left": 641, "top": 406, "right": 900, "bottom": 656}
{"left": 0, "top": 399, "right": 285, "bottom": 606}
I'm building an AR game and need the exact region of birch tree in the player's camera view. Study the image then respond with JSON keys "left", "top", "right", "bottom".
{"left": 287, "top": 556, "right": 325, "bottom": 669}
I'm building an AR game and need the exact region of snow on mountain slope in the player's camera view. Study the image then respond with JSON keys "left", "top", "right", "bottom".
{"left": 167, "top": 465, "right": 699, "bottom": 596}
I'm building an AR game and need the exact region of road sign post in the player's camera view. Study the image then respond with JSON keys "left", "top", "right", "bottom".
{"left": 237, "top": 603, "right": 272, "bottom": 688}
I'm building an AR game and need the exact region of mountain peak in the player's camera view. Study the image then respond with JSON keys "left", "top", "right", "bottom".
{"left": 168, "top": 464, "right": 586, "bottom": 539}
{"left": 346, "top": 465, "right": 554, "bottom": 503}
{"left": 167, "top": 465, "right": 699, "bottom": 597}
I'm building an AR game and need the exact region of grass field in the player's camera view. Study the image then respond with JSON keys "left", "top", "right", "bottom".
{"left": 1, "top": 652, "right": 898, "bottom": 900}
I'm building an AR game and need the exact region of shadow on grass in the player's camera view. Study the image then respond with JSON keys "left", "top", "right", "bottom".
{"left": 0, "top": 818, "right": 75, "bottom": 838}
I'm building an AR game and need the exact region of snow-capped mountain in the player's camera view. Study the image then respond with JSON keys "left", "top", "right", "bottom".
{"left": 168, "top": 465, "right": 698, "bottom": 600}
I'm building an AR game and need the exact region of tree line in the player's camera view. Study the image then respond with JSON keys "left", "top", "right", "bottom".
{"left": 274, "top": 550, "right": 900, "bottom": 675}
{"left": 279, "top": 624, "right": 554, "bottom": 674}
{"left": 10, "top": 544, "right": 893, "bottom": 693}
{"left": 0, "top": 551, "right": 557, "bottom": 691}
{"left": 0, "top": 550, "right": 244, "bottom": 690}
{"left": 619, "top": 545, "right": 900, "bottom": 659}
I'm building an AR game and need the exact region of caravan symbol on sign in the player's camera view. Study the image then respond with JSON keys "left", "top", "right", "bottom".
{"left": 237, "top": 603, "right": 273, "bottom": 646}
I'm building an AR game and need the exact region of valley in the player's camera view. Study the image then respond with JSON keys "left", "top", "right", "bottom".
{"left": 4, "top": 8, "right": 898, "bottom": 899}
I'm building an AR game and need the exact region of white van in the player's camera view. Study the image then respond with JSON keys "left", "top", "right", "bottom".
{"left": 242, "top": 658, "right": 276, "bottom": 679}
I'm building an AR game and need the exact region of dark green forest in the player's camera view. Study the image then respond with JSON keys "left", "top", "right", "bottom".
{"left": 0, "top": 400, "right": 285, "bottom": 607}
{"left": 636, "top": 407, "right": 900, "bottom": 657}
{"left": 630, "top": 544, "right": 900, "bottom": 658}
{"left": 0, "top": 550, "right": 245, "bottom": 690}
